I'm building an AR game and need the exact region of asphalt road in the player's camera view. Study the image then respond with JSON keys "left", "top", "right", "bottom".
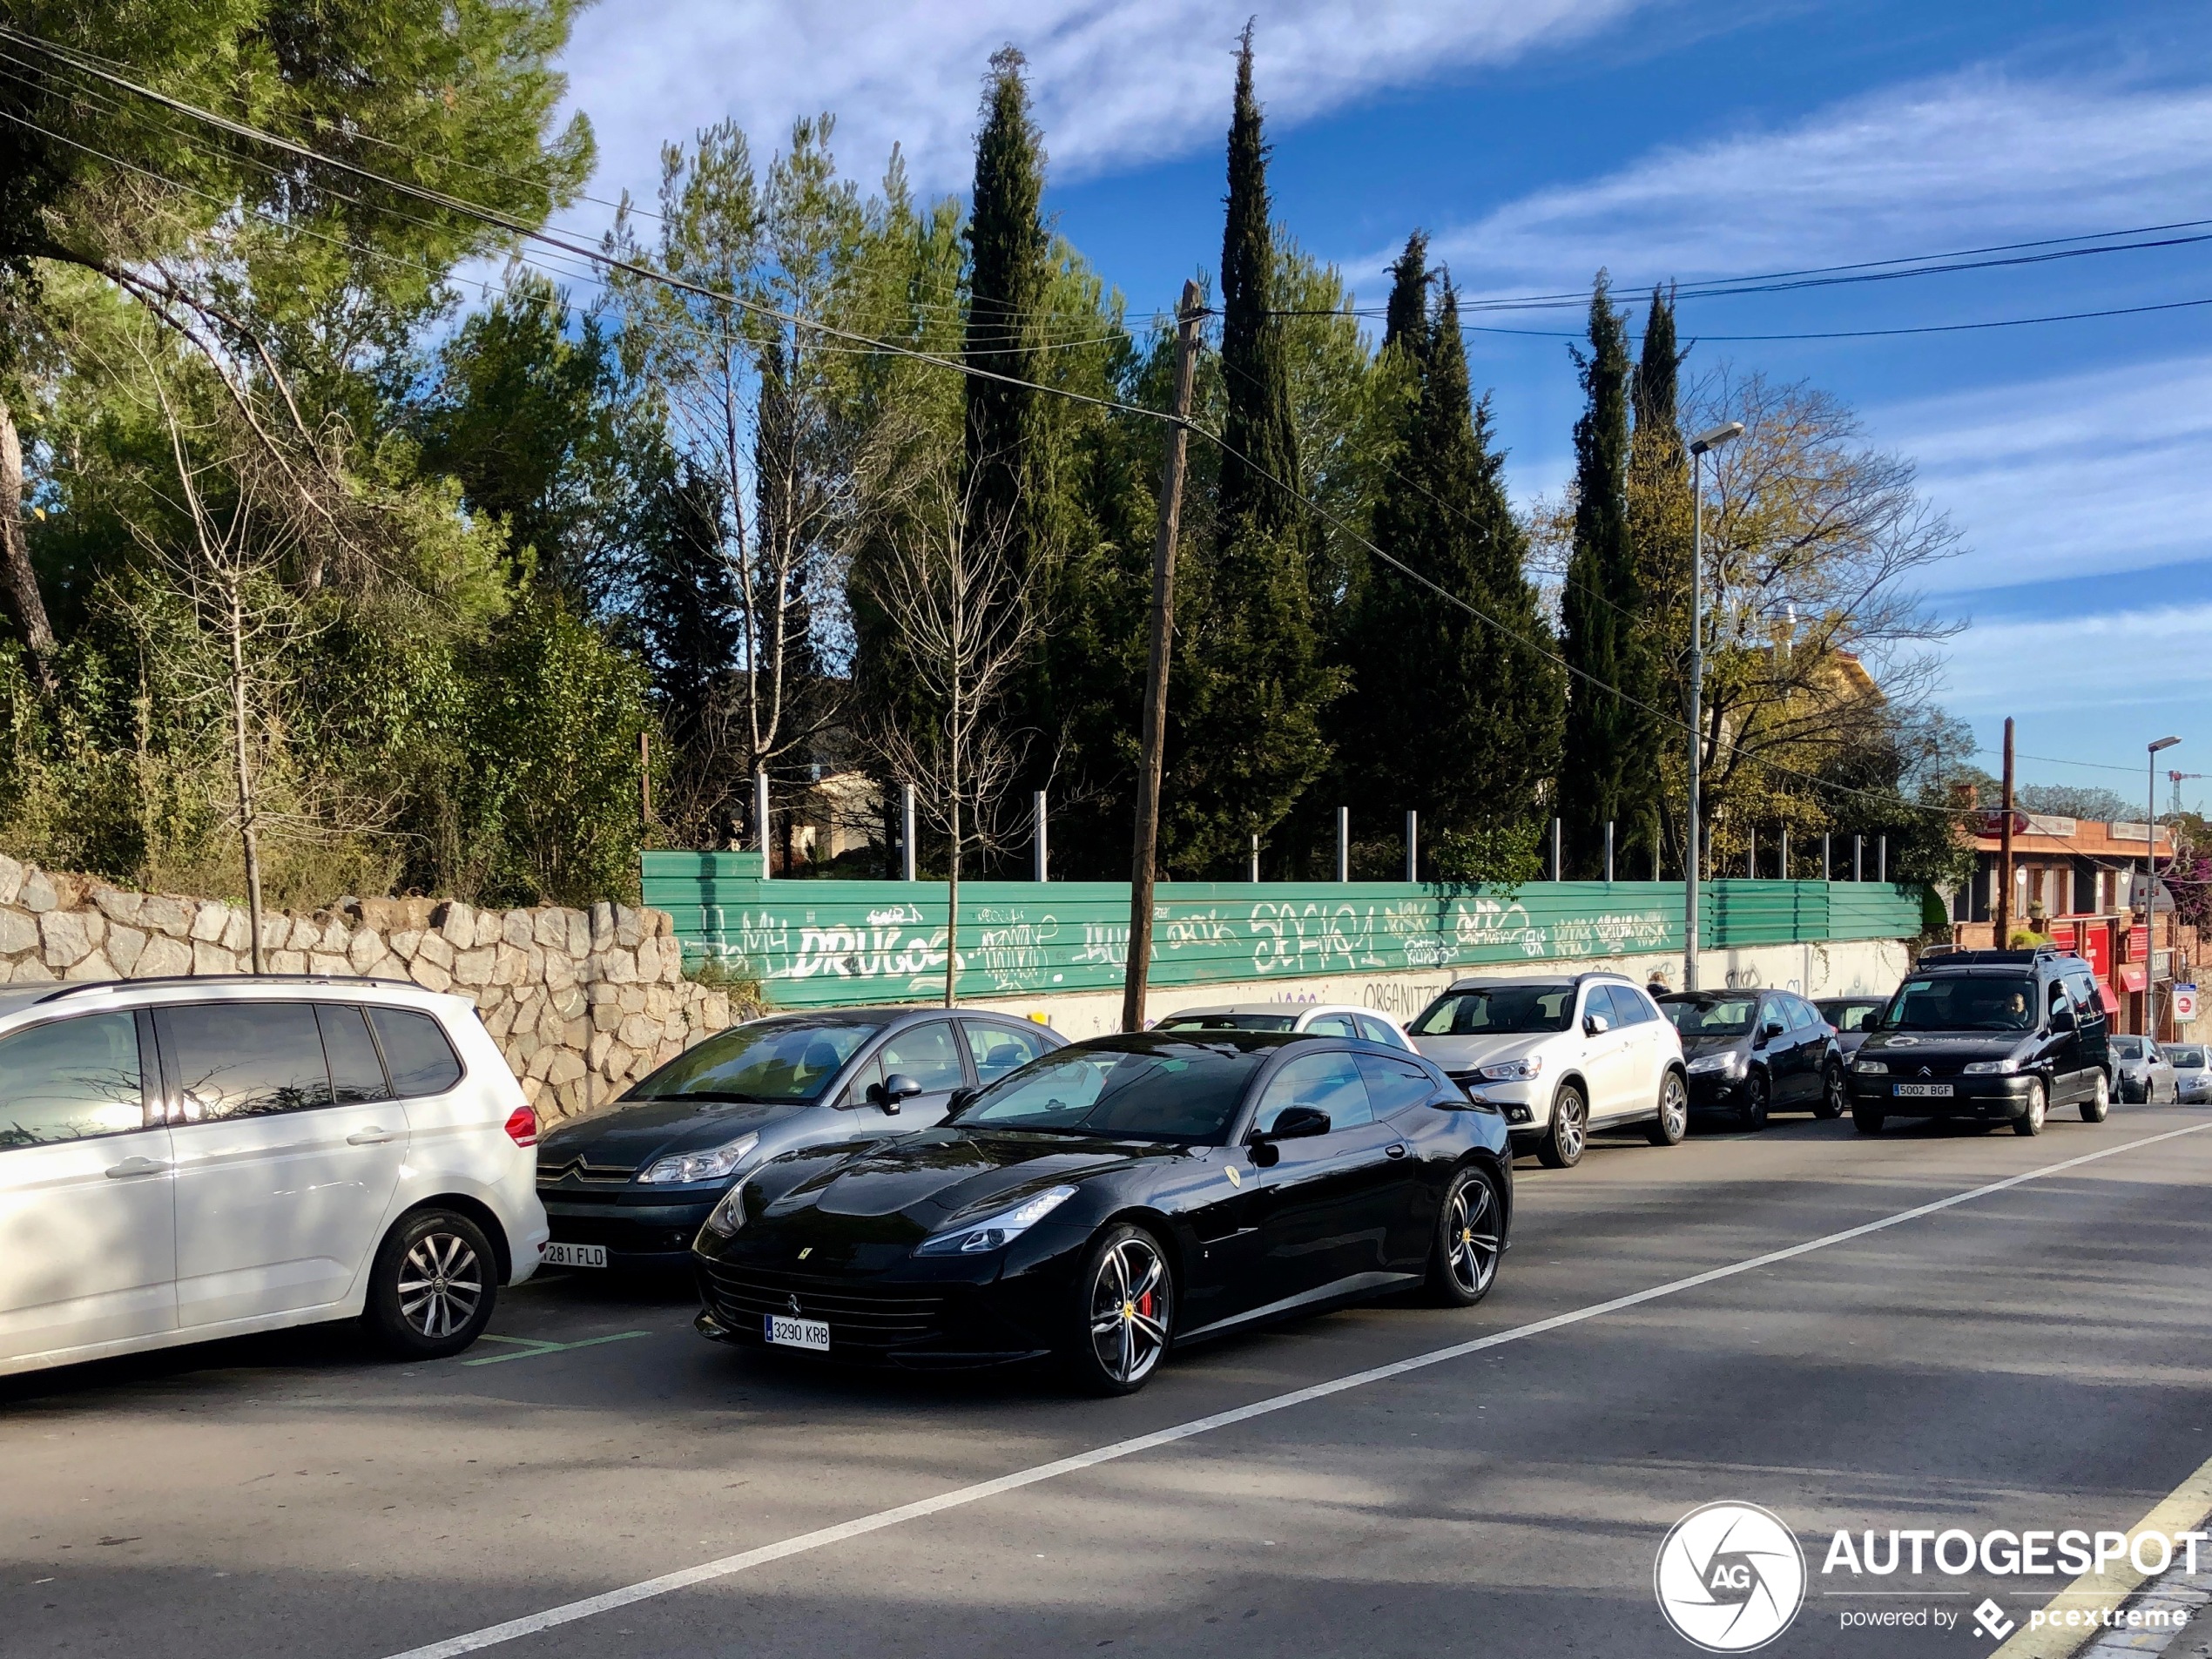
{"left": 8, "top": 1103, "right": 2212, "bottom": 1659}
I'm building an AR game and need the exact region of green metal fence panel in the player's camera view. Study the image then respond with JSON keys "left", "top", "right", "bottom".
{"left": 641, "top": 855, "right": 1925, "bottom": 1008}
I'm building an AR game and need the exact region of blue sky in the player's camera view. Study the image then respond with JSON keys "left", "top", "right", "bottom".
{"left": 554, "top": 0, "right": 2212, "bottom": 810}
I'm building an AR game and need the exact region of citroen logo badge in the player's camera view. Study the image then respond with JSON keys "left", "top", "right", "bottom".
{"left": 787, "top": 1293, "right": 803, "bottom": 1316}
{"left": 1919, "top": 1067, "right": 1932, "bottom": 1077}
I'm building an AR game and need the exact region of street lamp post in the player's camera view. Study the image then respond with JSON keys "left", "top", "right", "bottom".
{"left": 1683, "top": 420, "right": 1744, "bottom": 992}
{"left": 2148, "top": 736, "right": 2181, "bottom": 1036}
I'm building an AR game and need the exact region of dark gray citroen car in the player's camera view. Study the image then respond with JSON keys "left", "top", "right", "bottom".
{"left": 535, "top": 1006, "right": 1066, "bottom": 1270}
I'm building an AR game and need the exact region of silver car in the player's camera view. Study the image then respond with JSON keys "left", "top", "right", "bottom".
{"left": 2111, "top": 1035, "right": 2176, "bottom": 1104}
{"left": 2165, "top": 1043, "right": 2212, "bottom": 1104}
{"left": 533, "top": 1006, "right": 1067, "bottom": 1269}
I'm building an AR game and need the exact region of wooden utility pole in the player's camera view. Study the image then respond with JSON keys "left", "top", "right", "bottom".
{"left": 1121, "top": 281, "right": 1206, "bottom": 1032}
{"left": 1996, "top": 716, "right": 2015, "bottom": 945}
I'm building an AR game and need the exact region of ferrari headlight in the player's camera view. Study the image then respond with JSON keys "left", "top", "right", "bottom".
{"left": 700, "top": 1177, "right": 751, "bottom": 1239}
{"left": 915, "top": 1185, "right": 1077, "bottom": 1256}
{"left": 1963, "top": 1058, "right": 2021, "bottom": 1075}
{"left": 1478, "top": 1056, "right": 1543, "bottom": 1082}
{"left": 640, "top": 1132, "right": 759, "bottom": 1185}
{"left": 1854, "top": 1059, "right": 1889, "bottom": 1076}
{"left": 1686, "top": 1051, "right": 1743, "bottom": 1076}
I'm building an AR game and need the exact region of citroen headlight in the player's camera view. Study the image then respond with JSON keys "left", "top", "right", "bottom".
{"left": 1687, "top": 1051, "right": 1743, "bottom": 1076}
{"left": 640, "top": 1131, "right": 759, "bottom": 1185}
{"left": 1963, "top": 1058, "right": 2021, "bottom": 1075}
{"left": 1478, "top": 1056, "right": 1543, "bottom": 1082}
{"left": 700, "top": 1178, "right": 751, "bottom": 1239}
{"left": 1854, "top": 1059, "right": 1889, "bottom": 1075}
{"left": 915, "top": 1186, "right": 1077, "bottom": 1256}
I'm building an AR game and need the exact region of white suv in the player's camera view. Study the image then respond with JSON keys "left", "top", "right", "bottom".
{"left": 1408, "top": 973, "right": 1689, "bottom": 1167}
{"left": 0, "top": 974, "right": 547, "bottom": 1378}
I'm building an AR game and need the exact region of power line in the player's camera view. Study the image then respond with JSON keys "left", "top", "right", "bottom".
{"left": 1, "top": 24, "right": 1986, "bottom": 832}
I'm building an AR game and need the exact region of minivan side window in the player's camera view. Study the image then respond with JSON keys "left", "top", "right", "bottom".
{"left": 158, "top": 1002, "right": 332, "bottom": 1120}
{"left": 0, "top": 1013, "right": 146, "bottom": 1149}
{"left": 318, "top": 1005, "right": 393, "bottom": 1103}
{"left": 368, "top": 1008, "right": 464, "bottom": 1098}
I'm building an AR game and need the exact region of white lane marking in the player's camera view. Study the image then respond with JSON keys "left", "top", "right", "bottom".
{"left": 386, "top": 1123, "right": 2212, "bottom": 1659}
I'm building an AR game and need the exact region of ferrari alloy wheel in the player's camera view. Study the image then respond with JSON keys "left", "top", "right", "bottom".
{"left": 1429, "top": 1165, "right": 1504, "bottom": 1306}
{"left": 364, "top": 1209, "right": 497, "bottom": 1359}
{"left": 1069, "top": 1224, "right": 1174, "bottom": 1395}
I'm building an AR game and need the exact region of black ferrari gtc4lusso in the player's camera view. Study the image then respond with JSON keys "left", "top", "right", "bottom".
{"left": 691, "top": 1029, "right": 1514, "bottom": 1393}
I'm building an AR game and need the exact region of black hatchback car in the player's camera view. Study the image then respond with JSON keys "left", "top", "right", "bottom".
{"left": 692, "top": 1030, "right": 1513, "bottom": 1393}
{"left": 1656, "top": 988, "right": 1845, "bottom": 1127}
{"left": 1845, "top": 948, "right": 2112, "bottom": 1136}
{"left": 535, "top": 1006, "right": 1065, "bottom": 1270}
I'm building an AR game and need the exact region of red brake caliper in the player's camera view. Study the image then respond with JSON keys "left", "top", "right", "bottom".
{"left": 1137, "top": 1291, "right": 1153, "bottom": 1319}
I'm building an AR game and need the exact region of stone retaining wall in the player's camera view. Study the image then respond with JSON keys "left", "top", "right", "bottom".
{"left": 0, "top": 856, "right": 746, "bottom": 1123}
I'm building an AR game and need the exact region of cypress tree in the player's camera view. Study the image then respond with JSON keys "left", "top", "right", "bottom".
{"left": 1627, "top": 283, "right": 1692, "bottom": 873}
{"left": 961, "top": 47, "right": 1049, "bottom": 567}
{"left": 1341, "top": 271, "right": 1561, "bottom": 856}
{"left": 1162, "top": 24, "right": 1337, "bottom": 875}
{"left": 1558, "top": 273, "right": 1637, "bottom": 875}
{"left": 1382, "top": 230, "right": 1433, "bottom": 359}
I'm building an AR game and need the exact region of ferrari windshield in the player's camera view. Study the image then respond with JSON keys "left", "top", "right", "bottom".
{"left": 626, "top": 1015, "right": 881, "bottom": 1103}
{"left": 1880, "top": 974, "right": 2036, "bottom": 1033}
{"left": 1412, "top": 984, "right": 1573, "bottom": 1036}
{"left": 948, "top": 1042, "right": 1266, "bottom": 1143}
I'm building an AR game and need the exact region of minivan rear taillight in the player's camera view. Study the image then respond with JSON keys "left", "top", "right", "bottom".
{"left": 503, "top": 1106, "right": 539, "bottom": 1148}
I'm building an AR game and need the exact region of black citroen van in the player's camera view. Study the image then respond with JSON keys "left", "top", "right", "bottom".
{"left": 1846, "top": 948, "right": 2112, "bottom": 1136}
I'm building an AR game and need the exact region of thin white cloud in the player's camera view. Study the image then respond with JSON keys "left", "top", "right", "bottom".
{"left": 1939, "top": 602, "right": 2212, "bottom": 717}
{"left": 558, "top": 0, "right": 1643, "bottom": 204}
{"left": 1873, "top": 354, "right": 2212, "bottom": 593}
{"left": 1428, "top": 71, "right": 2212, "bottom": 288}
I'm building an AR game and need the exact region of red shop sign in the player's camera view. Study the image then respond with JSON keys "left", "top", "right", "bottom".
{"left": 2080, "top": 924, "right": 2111, "bottom": 982}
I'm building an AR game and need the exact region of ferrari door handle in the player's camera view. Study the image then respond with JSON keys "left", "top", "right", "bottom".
{"left": 105, "top": 1156, "right": 170, "bottom": 1178}
{"left": 346, "top": 1128, "right": 398, "bottom": 1146}
{"left": 1385, "top": 1142, "right": 1410, "bottom": 1159}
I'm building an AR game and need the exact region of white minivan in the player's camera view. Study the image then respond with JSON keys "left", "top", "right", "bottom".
{"left": 0, "top": 975, "right": 548, "bottom": 1378}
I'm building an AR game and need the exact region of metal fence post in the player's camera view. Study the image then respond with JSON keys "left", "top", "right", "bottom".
{"left": 1250, "top": 833, "right": 1259, "bottom": 883}
{"left": 1781, "top": 826, "right": 1791, "bottom": 880}
{"left": 1337, "top": 807, "right": 1350, "bottom": 883}
{"left": 1603, "top": 820, "right": 1614, "bottom": 883}
{"left": 1406, "top": 810, "right": 1419, "bottom": 883}
{"left": 1748, "top": 827, "right": 1757, "bottom": 879}
{"left": 1034, "top": 789, "right": 1049, "bottom": 882}
{"left": 1878, "top": 835, "right": 1887, "bottom": 883}
{"left": 1853, "top": 834, "right": 1864, "bottom": 881}
{"left": 1552, "top": 818, "right": 1562, "bottom": 880}
{"left": 755, "top": 770, "right": 772, "bottom": 880}
{"left": 901, "top": 783, "right": 917, "bottom": 881}
{"left": 1822, "top": 833, "right": 1831, "bottom": 880}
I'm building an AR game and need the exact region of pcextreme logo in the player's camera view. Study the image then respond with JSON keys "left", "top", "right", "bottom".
{"left": 1655, "top": 1501, "right": 1809, "bottom": 1653}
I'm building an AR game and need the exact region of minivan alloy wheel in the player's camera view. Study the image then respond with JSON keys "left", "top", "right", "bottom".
{"left": 398, "top": 1231, "right": 484, "bottom": 1339}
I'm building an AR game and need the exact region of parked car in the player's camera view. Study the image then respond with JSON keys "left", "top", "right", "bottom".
{"left": 1152, "top": 1001, "right": 1416, "bottom": 1050}
{"left": 1814, "top": 995, "right": 1891, "bottom": 1062}
{"left": 2110, "top": 1035, "right": 2176, "bottom": 1104}
{"left": 1406, "top": 973, "right": 1688, "bottom": 1166}
{"left": 2165, "top": 1043, "right": 2212, "bottom": 1104}
{"left": 691, "top": 1029, "right": 1512, "bottom": 1393}
{"left": 1846, "top": 948, "right": 2111, "bottom": 1136}
{"left": 0, "top": 974, "right": 545, "bottom": 1378}
{"left": 536, "top": 1006, "right": 1066, "bottom": 1271}
{"left": 1658, "top": 989, "right": 1846, "bottom": 1127}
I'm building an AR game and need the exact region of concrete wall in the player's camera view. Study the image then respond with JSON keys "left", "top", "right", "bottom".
{"left": 955, "top": 936, "right": 1913, "bottom": 1041}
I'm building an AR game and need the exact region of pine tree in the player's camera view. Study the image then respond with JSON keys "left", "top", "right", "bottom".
{"left": 1341, "top": 268, "right": 1561, "bottom": 860}
{"left": 961, "top": 46, "right": 1049, "bottom": 569}
{"left": 1558, "top": 273, "right": 1637, "bottom": 875}
{"left": 1627, "top": 283, "right": 1692, "bottom": 873}
{"left": 1162, "top": 24, "right": 1338, "bottom": 875}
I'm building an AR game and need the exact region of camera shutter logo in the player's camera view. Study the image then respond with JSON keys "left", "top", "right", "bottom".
{"left": 1654, "top": 1501, "right": 1806, "bottom": 1652}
